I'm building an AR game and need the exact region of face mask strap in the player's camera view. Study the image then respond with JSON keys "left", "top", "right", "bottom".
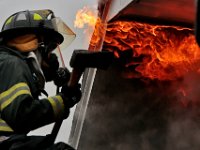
{"left": 56, "top": 43, "right": 65, "bottom": 67}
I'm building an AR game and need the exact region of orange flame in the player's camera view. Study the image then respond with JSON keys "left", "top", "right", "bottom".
{"left": 74, "top": 6, "right": 98, "bottom": 28}
{"left": 103, "top": 21, "right": 200, "bottom": 81}
{"left": 74, "top": 6, "right": 106, "bottom": 49}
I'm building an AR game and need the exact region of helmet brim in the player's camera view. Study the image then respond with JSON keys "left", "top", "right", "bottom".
{"left": 0, "top": 27, "right": 64, "bottom": 44}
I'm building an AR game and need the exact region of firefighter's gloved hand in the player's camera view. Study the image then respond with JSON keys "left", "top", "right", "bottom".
{"left": 60, "top": 84, "right": 82, "bottom": 108}
{"left": 54, "top": 67, "right": 71, "bottom": 87}
{"left": 41, "top": 53, "right": 59, "bottom": 82}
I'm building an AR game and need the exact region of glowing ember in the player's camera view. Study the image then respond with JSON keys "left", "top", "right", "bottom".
{"left": 103, "top": 21, "right": 200, "bottom": 81}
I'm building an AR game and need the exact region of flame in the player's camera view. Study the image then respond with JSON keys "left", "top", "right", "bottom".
{"left": 103, "top": 21, "right": 200, "bottom": 81}
{"left": 74, "top": 8, "right": 200, "bottom": 81}
{"left": 74, "top": 6, "right": 106, "bottom": 49}
{"left": 74, "top": 6, "right": 98, "bottom": 28}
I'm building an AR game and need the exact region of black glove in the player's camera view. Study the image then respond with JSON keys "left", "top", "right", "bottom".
{"left": 60, "top": 84, "right": 82, "bottom": 108}
{"left": 54, "top": 67, "right": 71, "bottom": 87}
{"left": 41, "top": 53, "right": 59, "bottom": 82}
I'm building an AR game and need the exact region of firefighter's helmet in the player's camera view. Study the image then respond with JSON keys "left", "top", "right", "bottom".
{"left": 0, "top": 9, "right": 76, "bottom": 52}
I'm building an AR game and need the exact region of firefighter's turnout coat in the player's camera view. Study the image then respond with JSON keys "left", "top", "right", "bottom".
{"left": 0, "top": 46, "right": 69, "bottom": 136}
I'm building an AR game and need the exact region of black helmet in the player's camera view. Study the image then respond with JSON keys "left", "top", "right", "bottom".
{"left": 0, "top": 9, "right": 63, "bottom": 44}
{"left": 0, "top": 9, "right": 76, "bottom": 52}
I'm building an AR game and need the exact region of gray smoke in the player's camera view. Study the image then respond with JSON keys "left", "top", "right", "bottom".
{"left": 72, "top": 64, "right": 200, "bottom": 150}
{"left": 163, "top": 72, "right": 200, "bottom": 150}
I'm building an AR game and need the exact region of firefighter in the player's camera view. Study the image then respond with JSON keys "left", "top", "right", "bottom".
{"left": 0, "top": 9, "right": 81, "bottom": 150}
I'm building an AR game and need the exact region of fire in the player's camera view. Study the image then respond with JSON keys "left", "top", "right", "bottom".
{"left": 74, "top": 6, "right": 106, "bottom": 49}
{"left": 74, "top": 6, "right": 98, "bottom": 28}
{"left": 103, "top": 21, "right": 200, "bottom": 81}
{"left": 74, "top": 7, "right": 200, "bottom": 81}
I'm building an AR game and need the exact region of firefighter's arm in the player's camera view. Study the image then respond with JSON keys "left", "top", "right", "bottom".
{"left": 0, "top": 57, "right": 69, "bottom": 133}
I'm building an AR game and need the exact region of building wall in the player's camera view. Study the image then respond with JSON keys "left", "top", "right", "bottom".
{"left": 69, "top": 60, "right": 200, "bottom": 150}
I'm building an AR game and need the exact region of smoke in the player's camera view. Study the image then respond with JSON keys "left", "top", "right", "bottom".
{"left": 165, "top": 117, "right": 200, "bottom": 150}
{"left": 74, "top": 64, "right": 200, "bottom": 150}
{"left": 163, "top": 71, "right": 200, "bottom": 150}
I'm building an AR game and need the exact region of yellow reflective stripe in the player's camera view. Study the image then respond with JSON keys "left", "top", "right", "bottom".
{"left": 0, "top": 83, "right": 28, "bottom": 99}
{"left": 5, "top": 16, "right": 13, "bottom": 25}
{"left": 33, "top": 13, "right": 43, "bottom": 20}
{"left": 56, "top": 95, "right": 65, "bottom": 108}
{"left": 1, "top": 90, "right": 31, "bottom": 111}
{"left": 0, "top": 119, "right": 13, "bottom": 132}
{"left": 0, "top": 126, "right": 13, "bottom": 132}
{"left": 0, "top": 82, "right": 31, "bottom": 111}
{"left": 48, "top": 95, "right": 65, "bottom": 118}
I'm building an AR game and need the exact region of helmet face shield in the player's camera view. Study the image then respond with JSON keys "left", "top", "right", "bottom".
{"left": 33, "top": 10, "right": 76, "bottom": 50}
{"left": 0, "top": 9, "right": 76, "bottom": 52}
{"left": 38, "top": 17, "right": 76, "bottom": 56}
{"left": 33, "top": 10, "right": 76, "bottom": 67}
{"left": 51, "top": 17, "right": 76, "bottom": 50}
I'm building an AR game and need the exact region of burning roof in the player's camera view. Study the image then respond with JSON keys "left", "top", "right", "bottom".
{"left": 110, "top": 0, "right": 195, "bottom": 27}
{"left": 103, "top": 21, "right": 200, "bottom": 81}
{"left": 70, "top": 1, "right": 200, "bottom": 150}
